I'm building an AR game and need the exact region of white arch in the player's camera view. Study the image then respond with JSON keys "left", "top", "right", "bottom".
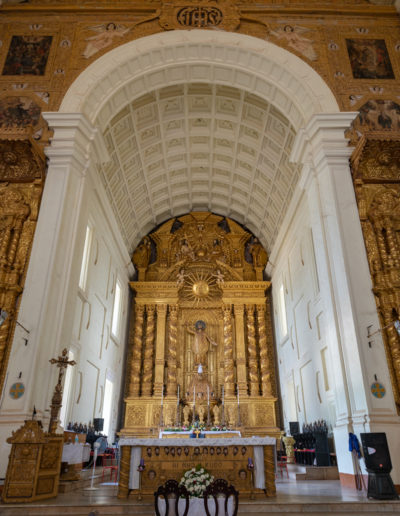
{"left": 60, "top": 30, "right": 339, "bottom": 130}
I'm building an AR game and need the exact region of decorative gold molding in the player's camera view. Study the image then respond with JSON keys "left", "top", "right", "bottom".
{"left": 351, "top": 136, "right": 400, "bottom": 413}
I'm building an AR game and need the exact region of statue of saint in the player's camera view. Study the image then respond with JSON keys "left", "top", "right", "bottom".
{"left": 198, "top": 405, "right": 206, "bottom": 425}
{"left": 132, "top": 236, "right": 151, "bottom": 269}
{"left": 183, "top": 405, "right": 191, "bottom": 426}
{"left": 248, "top": 237, "right": 268, "bottom": 268}
{"left": 212, "top": 404, "right": 220, "bottom": 425}
{"left": 187, "top": 320, "right": 217, "bottom": 367}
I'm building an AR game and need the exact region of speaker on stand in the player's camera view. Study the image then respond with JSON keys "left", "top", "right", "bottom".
{"left": 360, "top": 432, "right": 399, "bottom": 500}
{"left": 93, "top": 418, "right": 104, "bottom": 433}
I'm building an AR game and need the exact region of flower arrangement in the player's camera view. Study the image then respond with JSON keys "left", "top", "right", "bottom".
{"left": 210, "top": 425, "right": 229, "bottom": 431}
{"left": 180, "top": 465, "right": 214, "bottom": 497}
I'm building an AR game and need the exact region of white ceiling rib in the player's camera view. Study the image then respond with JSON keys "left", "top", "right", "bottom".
{"left": 97, "top": 83, "right": 301, "bottom": 255}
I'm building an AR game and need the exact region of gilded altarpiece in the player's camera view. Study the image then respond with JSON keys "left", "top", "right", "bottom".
{"left": 122, "top": 212, "right": 279, "bottom": 437}
{"left": 0, "top": 134, "right": 45, "bottom": 395}
{"left": 351, "top": 135, "right": 400, "bottom": 413}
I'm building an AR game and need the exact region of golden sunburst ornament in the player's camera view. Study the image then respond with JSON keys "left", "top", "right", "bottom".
{"left": 180, "top": 270, "right": 221, "bottom": 306}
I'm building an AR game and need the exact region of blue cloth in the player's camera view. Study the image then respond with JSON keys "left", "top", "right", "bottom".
{"left": 349, "top": 432, "right": 361, "bottom": 458}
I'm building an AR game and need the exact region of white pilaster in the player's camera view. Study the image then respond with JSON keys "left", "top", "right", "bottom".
{"left": 292, "top": 113, "right": 400, "bottom": 484}
{"left": 0, "top": 114, "right": 100, "bottom": 475}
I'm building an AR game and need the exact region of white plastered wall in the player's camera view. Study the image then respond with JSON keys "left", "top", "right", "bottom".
{"left": 63, "top": 185, "right": 130, "bottom": 442}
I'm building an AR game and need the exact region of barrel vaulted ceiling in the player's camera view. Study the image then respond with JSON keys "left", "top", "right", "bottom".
{"left": 97, "top": 83, "right": 302, "bottom": 255}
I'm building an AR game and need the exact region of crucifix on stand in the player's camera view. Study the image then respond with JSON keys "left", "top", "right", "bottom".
{"left": 48, "top": 348, "right": 76, "bottom": 434}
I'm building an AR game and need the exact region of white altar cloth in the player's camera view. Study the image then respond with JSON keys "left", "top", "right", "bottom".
{"left": 155, "top": 496, "right": 234, "bottom": 516}
{"left": 61, "top": 443, "right": 90, "bottom": 465}
{"left": 159, "top": 430, "right": 241, "bottom": 438}
{"left": 121, "top": 436, "right": 276, "bottom": 490}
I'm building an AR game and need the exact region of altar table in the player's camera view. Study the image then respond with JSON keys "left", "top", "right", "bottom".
{"left": 117, "top": 436, "right": 276, "bottom": 499}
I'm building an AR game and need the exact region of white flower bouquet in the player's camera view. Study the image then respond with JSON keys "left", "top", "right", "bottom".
{"left": 179, "top": 465, "right": 214, "bottom": 498}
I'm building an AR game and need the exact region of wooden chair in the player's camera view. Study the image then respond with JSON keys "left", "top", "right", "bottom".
{"left": 154, "top": 479, "right": 189, "bottom": 516}
{"left": 203, "top": 478, "right": 239, "bottom": 516}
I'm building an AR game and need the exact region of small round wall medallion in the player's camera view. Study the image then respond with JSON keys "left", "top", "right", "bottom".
{"left": 371, "top": 382, "right": 386, "bottom": 398}
{"left": 9, "top": 382, "right": 25, "bottom": 399}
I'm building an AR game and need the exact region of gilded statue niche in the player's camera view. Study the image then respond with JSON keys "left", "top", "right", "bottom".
{"left": 351, "top": 136, "right": 400, "bottom": 413}
{"left": 123, "top": 212, "right": 280, "bottom": 437}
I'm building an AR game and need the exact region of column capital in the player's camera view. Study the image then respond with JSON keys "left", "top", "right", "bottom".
{"left": 43, "top": 112, "right": 109, "bottom": 170}
{"left": 233, "top": 304, "right": 244, "bottom": 315}
{"left": 156, "top": 303, "right": 168, "bottom": 314}
{"left": 291, "top": 112, "right": 357, "bottom": 169}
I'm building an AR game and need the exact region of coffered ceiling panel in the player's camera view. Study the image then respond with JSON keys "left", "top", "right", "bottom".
{"left": 97, "top": 83, "right": 301, "bottom": 255}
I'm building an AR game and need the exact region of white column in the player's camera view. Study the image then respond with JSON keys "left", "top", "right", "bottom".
{"left": 292, "top": 113, "right": 400, "bottom": 485}
{"left": 0, "top": 114, "right": 103, "bottom": 475}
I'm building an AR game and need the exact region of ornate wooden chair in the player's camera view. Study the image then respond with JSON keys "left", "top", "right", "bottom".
{"left": 203, "top": 478, "right": 239, "bottom": 516}
{"left": 154, "top": 479, "right": 190, "bottom": 516}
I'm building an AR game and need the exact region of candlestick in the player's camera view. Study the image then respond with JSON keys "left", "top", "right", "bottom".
{"left": 207, "top": 385, "right": 209, "bottom": 406}
{"left": 222, "top": 385, "right": 224, "bottom": 405}
{"left": 237, "top": 384, "right": 240, "bottom": 405}
{"left": 161, "top": 384, "right": 164, "bottom": 406}
{"left": 177, "top": 384, "right": 180, "bottom": 406}
{"left": 193, "top": 385, "right": 196, "bottom": 425}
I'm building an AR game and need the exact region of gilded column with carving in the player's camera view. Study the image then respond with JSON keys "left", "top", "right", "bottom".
{"left": 223, "top": 304, "right": 234, "bottom": 396}
{"left": 167, "top": 305, "right": 178, "bottom": 396}
{"left": 117, "top": 445, "right": 132, "bottom": 498}
{"left": 154, "top": 304, "right": 168, "bottom": 397}
{"left": 264, "top": 445, "right": 277, "bottom": 496}
{"left": 246, "top": 304, "right": 259, "bottom": 396}
{"left": 141, "top": 305, "right": 155, "bottom": 396}
{"left": 129, "top": 304, "right": 145, "bottom": 397}
{"left": 257, "top": 304, "right": 272, "bottom": 396}
{"left": 234, "top": 304, "right": 247, "bottom": 396}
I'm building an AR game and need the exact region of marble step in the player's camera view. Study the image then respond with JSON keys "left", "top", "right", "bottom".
{"left": 285, "top": 463, "right": 340, "bottom": 481}
{"left": 2, "top": 500, "right": 400, "bottom": 515}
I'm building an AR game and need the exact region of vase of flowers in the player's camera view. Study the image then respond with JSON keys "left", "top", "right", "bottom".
{"left": 180, "top": 465, "right": 214, "bottom": 497}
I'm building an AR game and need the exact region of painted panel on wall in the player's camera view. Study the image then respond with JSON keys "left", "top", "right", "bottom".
{"left": 3, "top": 36, "right": 52, "bottom": 76}
{"left": 0, "top": 96, "right": 41, "bottom": 128}
{"left": 346, "top": 38, "right": 394, "bottom": 80}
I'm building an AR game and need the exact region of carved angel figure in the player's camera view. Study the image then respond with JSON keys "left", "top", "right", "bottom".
{"left": 213, "top": 268, "right": 224, "bottom": 286}
{"left": 82, "top": 23, "right": 130, "bottom": 59}
{"left": 176, "top": 268, "right": 186, "bottom": 288}
{"left": 269, "top": 25, "right": 317, "bottom": 61}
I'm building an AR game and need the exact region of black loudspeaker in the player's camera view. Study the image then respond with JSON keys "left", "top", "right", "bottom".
{"left": 289, "top": 421, "right": 300, "bottom": 435}
{"left": 360, "top": 432, "right": 391, "bottom": 472}
{"left": 93, "top": 418, "right": 104, "bottom": 432}
{"left": 314, "top": 432, "right": 331, "bottom": 467}
{"left": 360, "top": 432, "right": 398, "bottom": 500}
